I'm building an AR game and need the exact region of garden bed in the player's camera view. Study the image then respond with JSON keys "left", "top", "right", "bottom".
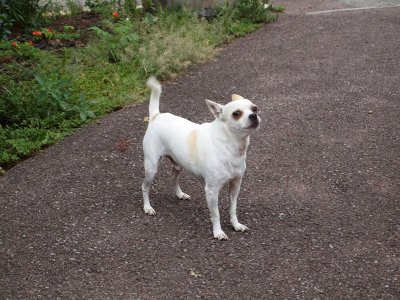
{"left": 0, "top": 0, "right": 283, "bottom": 172}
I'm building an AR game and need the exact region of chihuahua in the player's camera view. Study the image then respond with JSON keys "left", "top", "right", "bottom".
{"left": 141, "top": 77, "right": 260, "bottom": 240}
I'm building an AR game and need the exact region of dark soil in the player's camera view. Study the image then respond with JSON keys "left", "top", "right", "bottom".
{"left": 10, "top": 12, "right": 102, "bottom": 52}
{"left": 1, "top": 0, "right": 400, "bottom": 298}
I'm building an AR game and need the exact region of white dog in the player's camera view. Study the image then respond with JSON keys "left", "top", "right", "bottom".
{"left": 142, "top": 77, "right": 261, "bottom": 240}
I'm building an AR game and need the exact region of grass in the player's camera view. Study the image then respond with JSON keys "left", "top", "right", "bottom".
{"left": 0, "top": 0, "right": 282, "bottom": 171}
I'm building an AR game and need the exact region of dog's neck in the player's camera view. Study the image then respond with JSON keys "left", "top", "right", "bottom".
{"left": 210, "top": 119, "right": 250, "bottom": 158}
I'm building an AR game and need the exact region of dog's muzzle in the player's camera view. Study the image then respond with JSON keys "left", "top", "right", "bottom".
{"left": 248, "top": 113, "right": 259, "bottom": 129}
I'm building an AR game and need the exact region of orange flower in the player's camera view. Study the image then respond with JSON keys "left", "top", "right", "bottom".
{"left": 12, "top": 42, "right": 17, "bottom": 47}
{"left": 29, "top": 41, "right": 34, "bottom": 46}
{"left": 112, "top": 12, "right": 119, "bottom": 18}
{"left": 47, "top": 28, "right": 52, "bottom": 33}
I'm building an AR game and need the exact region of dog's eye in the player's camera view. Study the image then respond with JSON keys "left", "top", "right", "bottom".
{"left": 232, "top": 111, "right": 242, "bottom": 118}
{"left": 252, "top": 106, "right": 258, "bottom": 113}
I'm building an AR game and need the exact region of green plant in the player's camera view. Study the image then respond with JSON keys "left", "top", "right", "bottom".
{"left": 0, "top": 39, "right": 12, "bottom": 50}
{"left": 85, "top": 0, "right": 114, "bottom": 16}
{"left": 11, "top": 41, "right": 42, "bottom": 59}
{"left": 63, "top": 25, "right": 75, "bottom": 32}
{"left": 0, "top": 68, "right": 97, "bottom": 168}
{"left": 34, "top": 74, "right": 96, "bottom": 121}
{"left": 235, "top": 0, "right": 276, "bottom": 23}
{"left": 66, "top": 0, "right": 83, "bottom": 15}
{"left": 268, "top": 3, "right": 285, "bottom": 12}
{"left": 0, "top": 126, "right": 54, "bottom": 166}
{"left": 89, "top": 21, "right": 141, "bottom": 63}
{"left": 85, "top": 0, "right": 109, "bottom": 10}
{"left": 32, "top": 27, "right": 81, "bottom": 40}
{"left": 0, "top": 0, "right": 13, "bottom": 40}
{"left": 89, "top": 25, "right": 113, "bottom": 38}
{"left": 123, "top": 0, "right": 137, "bottom": 15}
{"left": 142, "top": 0, "right": 153, "bottom": 13}
{"left": 230, "top": 20, "right": 263, "bottom": 37}
{"left": 5, "top": 0, "right": 48, "bottom": 33}
{"left": 216, "top": 0, "right": 236, "bottom": 32}
{"left": 54, "top": 31, "right": 81, "bottom": 40}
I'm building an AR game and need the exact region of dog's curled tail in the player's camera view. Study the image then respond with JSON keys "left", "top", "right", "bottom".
{"left": 146, "top": 76, "right": 162, "bottom": 119}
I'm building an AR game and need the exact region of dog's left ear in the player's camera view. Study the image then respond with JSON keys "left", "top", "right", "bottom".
{"left": 205, "top": 99, "right": 224, "bottom": 119}
{"left": 232, "top": 94, "right": 244, "bottom": 101}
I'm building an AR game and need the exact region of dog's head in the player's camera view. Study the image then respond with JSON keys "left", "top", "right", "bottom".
{"left": 205, "top": 94, "right": 261, "bottom": 132}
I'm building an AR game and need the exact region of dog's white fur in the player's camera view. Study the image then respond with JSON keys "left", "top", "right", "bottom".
{"left": 142, "top": 77, "right": 261, "bottom": 240}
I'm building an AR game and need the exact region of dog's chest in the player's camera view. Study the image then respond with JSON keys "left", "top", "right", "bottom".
{"left": 220, "top": 158, "right": 245, "bottom": 178}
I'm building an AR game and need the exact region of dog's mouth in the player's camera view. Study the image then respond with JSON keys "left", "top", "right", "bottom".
{"left": 248, "top": 119, "right": 259, "bottom": 129}
{"left": 247, "top": 113, "right": 260, "bottom": 130}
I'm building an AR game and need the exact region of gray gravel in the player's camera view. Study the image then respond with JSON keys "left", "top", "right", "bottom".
{"left": 1, "top": 0, "right": 400, "bottom": 298}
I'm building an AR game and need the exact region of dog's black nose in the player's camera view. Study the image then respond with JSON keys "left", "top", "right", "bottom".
{"left": 249, "top": 113, "right": 258, "bottom": 121}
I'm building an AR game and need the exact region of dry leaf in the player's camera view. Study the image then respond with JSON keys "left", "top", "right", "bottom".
{"left": 143, "top": 116, "right": 149, "bottom": 122}
{"left": 189, "top": 268, "right": 198, "bottom": 278}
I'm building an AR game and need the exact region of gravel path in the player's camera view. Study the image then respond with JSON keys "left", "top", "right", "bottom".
{"left": 1, "top": 0, "right": 399, "bottom": 298}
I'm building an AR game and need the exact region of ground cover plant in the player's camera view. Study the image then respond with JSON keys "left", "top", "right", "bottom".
{"left": 0, "top": 0, "right": 283, "bottom": 171}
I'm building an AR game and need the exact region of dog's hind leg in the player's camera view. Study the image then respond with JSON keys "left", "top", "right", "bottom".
{"left": 171, "top": 165, "right": 191, "bottom": 200}
{"left": 142, "top": 156, "right": 159, "bottom": 215}
{"left": 167, "top": 156, "right": 191, "bottom": 200}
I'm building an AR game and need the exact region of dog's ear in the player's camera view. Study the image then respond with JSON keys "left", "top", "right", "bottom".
{"left": 232, "top": 94, "right": 244, "bottom": 101}
{"left": 205, "top": 99, "right": 224, "bottom": 119}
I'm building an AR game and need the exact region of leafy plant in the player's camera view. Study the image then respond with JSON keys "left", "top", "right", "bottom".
{"left": 63, "top": 25, "right": 75, "bottom": 32}
{"left": 5, "top": 0, "right": 48, "bottom": 32}
{"left": 0, "top": 126, "right": 52, "bottom": 165}
{"left": 89, "top": 22, "right": 141, "bottom": 63}
{"left": 85, "top": 0, "right": 110, "bottom": 10}
{"left": 0, "top": 0, "right": 13, "bottom": 40}
{"left": 66, "top": 0, "right": 84, "bottom": 15}
{"left": 235, "top": 0, "right": 276, "bottom": 23}
{"left": 34, "top": 74, "right": 96, "bottom": 121}
{"left": 10, "top": 41, "right": 42, "bottom": 59}
{"left": 268, "top": 3, "right": 285, "bottom": 12}
{"left": 0, "top": 69, "right": 97, "bottom": 167}
{"left": 142, "top": 0, "right": 153, "bottom": 13}
{"left": 52, "top": 31, "right": 81, "bottom": 40}
{"left": 85, "top": 0, "right": 115, "bottom": 16}
{"left": 89, "top": 25, "right": 113, "bottom": 39}
{"left": 32, "top": 28, "right": 81, "bottom": 40}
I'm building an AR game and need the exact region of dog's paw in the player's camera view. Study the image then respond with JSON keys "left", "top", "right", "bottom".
{"left": 144, "top": 206, "right": 156, "bottom": 215}
{"left": 176, "top": 192, "right": 191, "bottom": 200}
{"left": 232, "top": 223, "right": 249, "bottom": 232}
{"left": 213, "top": 230, "right": 228, "bottom": 240}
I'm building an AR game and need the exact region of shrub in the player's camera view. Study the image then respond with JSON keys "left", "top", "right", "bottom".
{"left": 0, "top": 0, "right": 13, "bottom": 40}
{"left": 4, "top": 0, "right": 47, "bottom": 34}
{"left": 235, "top": 0, "right": 276, "bottom": 23}
{"left": 0, "top": 70, "right": 96, "bottom": 166}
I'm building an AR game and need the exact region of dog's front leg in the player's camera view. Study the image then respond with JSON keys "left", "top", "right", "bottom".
{"left": 229, "top": 177, "right": 249, "bottom": 232}
{"left": 205, "top": 184, "right": 228, "bottom": 240}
